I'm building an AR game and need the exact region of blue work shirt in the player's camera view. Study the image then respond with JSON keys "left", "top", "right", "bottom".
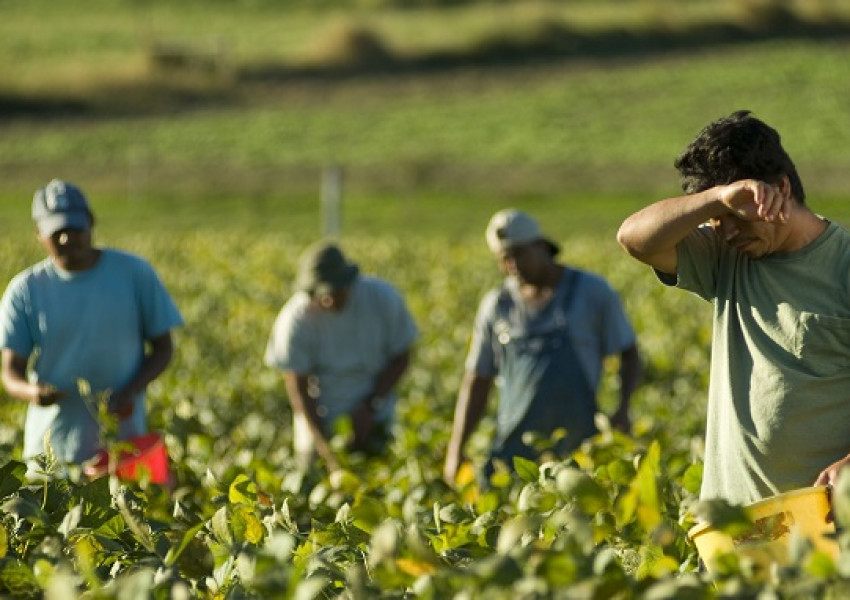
{"left": 466, "top": 267, "right": 635, "bottom": 463}
{"left": 0, "top": 248, "right": 183, "bottom": 463}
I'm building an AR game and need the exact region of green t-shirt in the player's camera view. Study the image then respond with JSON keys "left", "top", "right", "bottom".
{"left": 672, "top": 220, "right": 850, "bottom": 505}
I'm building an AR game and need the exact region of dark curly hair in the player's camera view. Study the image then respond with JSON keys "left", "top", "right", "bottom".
{"left": 674, "top": 110, "right": 805, "bottom": 204}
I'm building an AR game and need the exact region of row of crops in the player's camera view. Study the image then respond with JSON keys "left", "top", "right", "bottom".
{"left": 1, "top": 231, "right": 847, "bottom": 597}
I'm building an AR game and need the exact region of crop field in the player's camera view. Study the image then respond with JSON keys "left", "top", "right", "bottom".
{"left": 3, "top": 0, "right": 850, "bottom": 597}
{"left": 0, "top": 229, "right": 721, "bottom": 598}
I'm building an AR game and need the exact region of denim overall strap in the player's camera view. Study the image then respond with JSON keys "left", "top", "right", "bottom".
{"left": 488, "top": 269, "right": 598, "bottom": 473}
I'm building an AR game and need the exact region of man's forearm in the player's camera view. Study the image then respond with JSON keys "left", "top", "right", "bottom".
{"left": 1, "top": 349, "right": 64, "bottom": 405}
{"left": 116, "top": 333, "right": 174, "bottom": 399}
{"left": 617, "top": 189, "right": 723, "bottom": 264}
{"left": 445, "top": 373, "right": 492, "bottom": 479}
{"left": 284, "top": 372, "right": 339, "bottom": 469}
{"left": 365, "top": 349, "right": 411, "bottom": 403}
{"left": 618, "top": 345, "right": 642, "bottom": 407}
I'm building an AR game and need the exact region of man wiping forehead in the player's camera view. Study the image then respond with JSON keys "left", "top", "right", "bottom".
{"left": 618, "top": 110, "right": 850, "bottom": 505}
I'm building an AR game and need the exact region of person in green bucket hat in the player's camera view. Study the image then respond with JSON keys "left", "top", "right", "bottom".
{"left": 265, "top": 240, "right": 419, "bottom": 471}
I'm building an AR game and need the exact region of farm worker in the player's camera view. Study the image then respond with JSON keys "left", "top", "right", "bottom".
{"left": 444, "top": 209, "right": 641, "bottom": 484}
{"left": 0, "top": 179, "right": 183, "bottom": 472}
{"left": 265, "top": 240, "right": 419, "bottom": 471}
{"left": 617, "top": 110, "right": 850, "bottom": 505}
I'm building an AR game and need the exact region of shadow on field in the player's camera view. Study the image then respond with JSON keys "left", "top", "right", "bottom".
{"left": 242, "top": 14, "right": 850, "bottom": 82}
{"left": 3, "top": 6, "right": 850, "bottom": 118}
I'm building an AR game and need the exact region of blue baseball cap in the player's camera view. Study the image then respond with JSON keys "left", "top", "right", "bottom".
{"left": 32, "top": 179, "right": 92, "bottom": 237}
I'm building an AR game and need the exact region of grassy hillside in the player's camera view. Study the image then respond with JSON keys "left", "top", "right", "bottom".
{"left": 2, "top": 0, "right": 850, "bottom": 237}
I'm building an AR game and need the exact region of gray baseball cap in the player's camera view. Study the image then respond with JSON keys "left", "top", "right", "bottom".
{"left": 485, "top": 208, "right": 560, "bottom": 255}
{"left": 296, "top": 241, "right": 359, "bottom": 295}
{"left": 32, "top": 179, "right": 92, "bottom": 237}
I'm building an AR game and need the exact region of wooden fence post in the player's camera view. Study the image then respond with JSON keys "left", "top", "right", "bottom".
{"left": 322, "top": 165, "right": 343, "bottom": 236}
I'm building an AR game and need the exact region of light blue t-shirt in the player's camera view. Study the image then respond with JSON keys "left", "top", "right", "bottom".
{"left": 264, "top": 275, "right": 419, "bottom": 451}
{"left": 0, "top": 248, "right": 183, "bottom": 463}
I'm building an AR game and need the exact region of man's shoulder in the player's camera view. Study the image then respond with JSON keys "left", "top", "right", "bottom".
{"left": 477, "top": 283, "right": 512, "bottom": 318}
{"left": 100, "top": 248, "right": 153, "bottom": 270}
{"left": 825, "top": 220, "right": 850, "bottom": 245}
{"left": 5, "top": 258, "right": 53, "bottom": 289}
{"left": 358, "top": 275, "right": 400, "bottom": 294}
{"left": 569, "top": 268, "right": 616, "bottom": 294}
{"left": 355, "top": 275, "right": 409, "bottom": 307}
{"left": 280, "top": 291, "right": 312, "bottom": 319}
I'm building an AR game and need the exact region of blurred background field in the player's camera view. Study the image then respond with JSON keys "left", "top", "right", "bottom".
{"left": 2, "top": 0, "right": 850, "bottom": 239}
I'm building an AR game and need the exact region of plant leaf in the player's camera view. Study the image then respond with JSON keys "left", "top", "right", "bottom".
{"left": 513, "top": 456, "right": 539, "bottom": 483}
{"left": 0, "top": 461, "right": 26, "bottom": 499}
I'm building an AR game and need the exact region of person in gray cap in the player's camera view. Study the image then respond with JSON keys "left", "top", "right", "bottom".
{"left": 444, "top": 209, "right": 641, "bottom": 484}
{"left": 265, "top": 240, "right": 419, "bottom": 471}
{"left": 0, "top": 179, "right": 183, "bottom": 472}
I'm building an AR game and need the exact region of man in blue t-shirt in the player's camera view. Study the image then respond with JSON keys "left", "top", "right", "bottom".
{"left": 444, "top": 209, "right": 641, "bottom": 483}
{"left": 0, "top": 179, "right": 183, "bottom": 469}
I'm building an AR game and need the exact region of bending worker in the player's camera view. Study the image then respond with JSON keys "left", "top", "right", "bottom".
{"left": 265, "top": 240, "right": 419, "bottom": 472}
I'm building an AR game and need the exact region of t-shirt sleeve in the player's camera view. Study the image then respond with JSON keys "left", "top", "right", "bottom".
{"left": 0, "top": 274, "right": 35, "bottom": 357}
{"left": 464, "top": 290, "right": 499, "bottom": 377}
{"left": 598, "top": 282, "right": 637, "bottom": 356}
{"left": 663, "top": 225, "right": 721, "bottom": 302}
{"left": 264, "top": 299, "right": 313, "bottom": 374}
{"left": 382, "top": 284, "right": 419, "bottom": 357}
{"left": 135, "top": 259, "right": 184, "bottom": 338}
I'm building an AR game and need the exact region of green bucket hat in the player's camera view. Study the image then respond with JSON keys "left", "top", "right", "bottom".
{"left": 296, "top": 241, "right": 359, "bottom": 295}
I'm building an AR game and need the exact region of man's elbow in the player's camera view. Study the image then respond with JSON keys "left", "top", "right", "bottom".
{"left": 616, "top": 219, "right": 646, "bottom": 259}
{"left": 150, "top": 333, "right": 175, "bottom": 364}
{"left": 621, "top": 345, "right": 643, "bottom": 381}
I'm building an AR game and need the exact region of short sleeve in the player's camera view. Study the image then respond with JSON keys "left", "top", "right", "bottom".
{"left": 0, "top": 273, "right": 36, "bottom": 358}
{"left": 670, "top": 225, "right": 723, "bottom": 302}
{"left": 134, "top": 259, "right": 183, "bottom": 339}
{"left": 464, "top": 289, "right": 500, "bottom": 377}
{"left": 264, "top": 296, "right": 314, "bottom": 374}
{"left": 381, "top": 284, "right": 419, "bottom": 356}
{"left": 598, "top": 282, "right": 637, "bottom": 356}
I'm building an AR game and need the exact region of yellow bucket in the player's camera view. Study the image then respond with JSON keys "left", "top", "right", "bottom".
{"left": 688, "top": 485, "right": 839, "bottom": 575}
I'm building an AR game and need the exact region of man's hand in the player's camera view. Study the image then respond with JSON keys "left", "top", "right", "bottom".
{"left": 814, "top": 454, "right": 850, "bottom": 487}
{"left": 108, "top": 390, "right": 135, "bottom": 420}
{"left": 349, "top": 400, "right": 377, "bottom": 451}
{"left": 718, "top": 179, "right": 792, "bottom": 224}
{"left": 33, "top": 384, "right": 66, "bottom": 407}
{"left": 609, "top": 404, "right": 631, "bottom": 434}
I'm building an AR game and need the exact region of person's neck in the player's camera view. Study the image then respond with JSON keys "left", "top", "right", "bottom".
{"left": 781, "top": 205, "right": 829, "bottom": 253}
{"left": 54, "top": 248, "right": 101, "bottom": 272}
{"left": 519, "top": 264, "right": 564, "bottom": 302}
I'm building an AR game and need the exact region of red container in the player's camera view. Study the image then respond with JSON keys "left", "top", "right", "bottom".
{"left": 85, "top": 432, "right": 172, "bottom": 485}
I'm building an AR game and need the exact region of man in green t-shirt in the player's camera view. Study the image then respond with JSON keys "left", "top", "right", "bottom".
{"left": 617, "top": 110, "right": 850, "bottom": 505}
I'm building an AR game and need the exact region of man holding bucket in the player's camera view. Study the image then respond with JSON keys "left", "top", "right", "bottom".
{"left": 444, "top": 209, "right": 641, "bottom": 485}
{"left": 618, "top": 110, "right": 850, "bottom": 506}
{"left": 0, "top": 179, "right": 183, "bottom": 474}
{"left": 265, "top": 240, "right": 419, "bottom": 472}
